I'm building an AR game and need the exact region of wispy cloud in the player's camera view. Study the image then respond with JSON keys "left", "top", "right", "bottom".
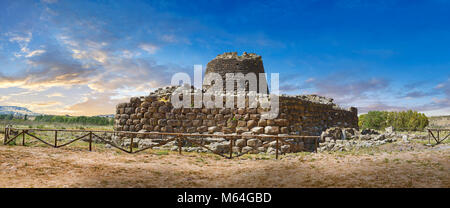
{"left": 310, "top": 73, "right": 391, "bottom": 104}
{"left": 41, "top": 0, "right": 58, "bottom": 4}
{"left": 139, "top": 43, "right": 159, "bottom": 54}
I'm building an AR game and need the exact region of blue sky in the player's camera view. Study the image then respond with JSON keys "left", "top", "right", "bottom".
{"left": 0, "top": 0, "right": 449, "bottom": 116}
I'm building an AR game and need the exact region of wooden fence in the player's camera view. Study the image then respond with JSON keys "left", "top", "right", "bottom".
{"left": 3, "top": 126, "right": 320, "bottom": 159}
{"left": 427, "top": 128, "right": 450, "bottom": 144}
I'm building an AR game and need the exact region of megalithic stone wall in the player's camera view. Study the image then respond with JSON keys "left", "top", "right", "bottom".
{"left": 113, "top": 89, "right": 358, "bottom": 154}
{"left": 112, "top": 52, "right": 358, "bottom": 154}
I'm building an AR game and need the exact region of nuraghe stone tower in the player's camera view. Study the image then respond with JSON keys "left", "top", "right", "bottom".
{"left": 113, "top": 52, "right": 359, "bottom": 154}
{"left": 203, "top": 52, "right": 269, "bottom": 93}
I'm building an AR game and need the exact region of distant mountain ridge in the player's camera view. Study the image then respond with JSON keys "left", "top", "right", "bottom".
{"left": 0, "top": 106, "right": 41, "bottom": 116}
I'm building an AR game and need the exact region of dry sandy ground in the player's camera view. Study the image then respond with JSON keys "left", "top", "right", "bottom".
{"left": 0, "top": 144, "right": 448, "bottom": 188}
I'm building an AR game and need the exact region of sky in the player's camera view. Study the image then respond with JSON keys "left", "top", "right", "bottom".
{"left": 0, "top": 0, "right": 449, "bottom": 116}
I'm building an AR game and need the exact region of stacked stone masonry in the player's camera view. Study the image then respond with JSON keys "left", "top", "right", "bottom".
{"left": 112, "top": 52, "right": 358, "bottom": 154}
{"left": 113, "top": 92, "right": 358, "bottom": 154}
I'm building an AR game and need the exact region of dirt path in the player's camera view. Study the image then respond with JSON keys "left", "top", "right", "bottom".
{"left": 0, "top": 145, "right": 448, "bottom": 188}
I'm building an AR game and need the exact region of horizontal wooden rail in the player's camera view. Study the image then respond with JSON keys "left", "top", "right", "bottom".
{"left": 426, "top": 128, "right": 450, "bottom": 131}
{"left": 7, "top": 128, "right": 319, "bottom": 140}
{"left": 3, "top": 126, "right": 320, "bottom": 159}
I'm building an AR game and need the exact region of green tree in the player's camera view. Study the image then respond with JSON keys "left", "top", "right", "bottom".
{"left": 358, "top": 110, "right": 429, "bottom": 131}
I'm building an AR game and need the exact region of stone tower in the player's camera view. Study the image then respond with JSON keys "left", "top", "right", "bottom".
{"left": 203, "top": 52, "right": 268, "bottom": 93}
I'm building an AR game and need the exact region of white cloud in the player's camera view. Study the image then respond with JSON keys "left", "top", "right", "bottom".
{"left": 139, "top": 43, "right": 159, "bottom": 54}
{"left": 41, "top": 0, "right": 58, "bottom": 4}
{"left": 161, "top": 34, "right": 177, "bottom": 43}
{"left": 25, "top": 49, "right": 46, "bottom": 58}
{"left": 305, "top": 78, "right": 315, "bottom": 83}
{"left": 47, "top": 92, "right": 64, "bottom": 98}
{"left": 8, "top": 32, "right": 32, "bottom": 44}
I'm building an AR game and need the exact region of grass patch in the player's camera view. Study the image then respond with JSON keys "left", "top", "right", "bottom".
{"left": 154, "top": 150, "right": 169, "bottom": 156}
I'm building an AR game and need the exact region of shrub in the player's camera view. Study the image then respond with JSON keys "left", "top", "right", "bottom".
{"left": 359, "top": 110, "right": 428, "bottom": 131}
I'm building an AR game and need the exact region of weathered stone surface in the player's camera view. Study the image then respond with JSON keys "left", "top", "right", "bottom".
{"left": 235, "top": 139, "right": 247, "bottom": 147}
{"left": 247, "top": 120, "right": 257, "bottom": 129}
{"left": 237, "top": 120, "right": 247, "bottom": 127}
{"left": 242, "top": 146, "right": 253, "bottom": 153}
{"left": 204, "top": 120, "right": 216, "bottom": 127}
{"left": 247, "top": 139, "right": 262, "bottom": 147}
{"left": 280, "top": 127, "right": 289, "bottom": 134}
{"left": 222, "top": 127, "right": 234, "bottom": 134}
{"left": 257, "top": 120, "right": 267, "bottom": 127}
{"left": 186, "top": 113, "right": 196, "bottom": 120}
{"left": 209, "top": 142, "right": 229, "bottom": 154}
{"left": 182, "top": 120, "right": 192, "bottom": 127}
{"left": 275, "top": 119, "right": 289, "bottom": 126}
{"left": 192, "top": 120, "right": 202, "bottom": 127}
{"left": 197, "top": 126, "right": 208, "bottom": 133}
{"left": 251, "top": 127, "right": 264, "bottom": 134}
{"left": 264, "top": 126, "right": 279, "bottom": 135}
{"left": 236, "top": 127, "right": 249, "bottom": 134}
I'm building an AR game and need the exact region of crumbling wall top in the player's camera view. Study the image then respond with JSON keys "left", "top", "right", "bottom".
{"left": 214, "top": 52, "right": 261, "bottom": 60}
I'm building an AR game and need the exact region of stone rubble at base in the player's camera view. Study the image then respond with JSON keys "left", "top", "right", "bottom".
{"left": 317, "top": 126, "right": 429, "bottom": 152}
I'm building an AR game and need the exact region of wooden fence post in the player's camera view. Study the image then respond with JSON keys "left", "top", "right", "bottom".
{"left": 22, "top": 130, "right": 25, "bottom": 146}
{"left": 4, "top": 126, "right": 8, "bottom": 145}
{"left": 437, "top": 130, "right": 440, "bottom": 144}
{"left": 130, "top": 137, "right": 133, "bottom": 153}
{"left": 229, "top": 138, "right": 233, "bottom": 159}
{"left": 275, "top": 138, "right": 279, "bottom": 160}
{"left": 89, "top": 131, "right": 92, "bottom": 151}
{"left": 315, "top": 138, "right": 318, "bottom": 153}
{"left": 54, "top": 130, "right": 58, "bottom": 147}
{"left": 178, "top": 136, "right": 182, "bottom": 155}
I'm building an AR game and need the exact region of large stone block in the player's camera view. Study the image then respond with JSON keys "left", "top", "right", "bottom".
{"left": 204, "top": 120, "right": 216, "bottom": 127}
{"left": 186, "top": 113, "right": 196, "bottom": 120}
{"left": 236, "top": 127, "right": 249, "bottom": 134}
{"left": 227, "top": 120, "right": 237, "bottom": 128}
{"left": 158, "top": 105, "right": 169, "bottom": 113}
{"left": 208, "top": 126, "right": 220, "bottom": 133}
{"left": 266, "top": 119, "right": 276, "bottom": 126}
{"left": 258, "top": 120, "right": 267, "bottom": 127}
{"left": 222, "top": 127, "right": 234, "bottom": 134}
{"left": 182, "top": 120, "right": 192, "bottom": 127}
{"left": 264, "top": 126, "right": 279, "bottom": 135}
{"left": 141, "top": 102, "right": 151, "bottom": 108}
{"left": 144, "top": 112, "right": 152, "bottom": 118}
{"left": 197, "top": 126, "right": 208, "bottom": 133}
{"left": 275, "top": 119, "right": 289, "bottom": 126}
{"left": 158, "top": 119, "right": 167, "bottom": 126}
{"left": 167, "top": 119, "right": 180, "bottom": 127}
{"left": 251, "top": 127, "right": 264, "bottom": 134}
{"left": 192, "top": 120, "right": 202, "bottom": 127}
{"left": 148, "top": 107, "right": 157, "bottom": 113}
{"left": 237, "top": 120, "right": 247, "bottom": 127}
{"left": 125, "top": 107, "right": 135, "bottom": 114}
{"left": 247, "top": 120, "right": 257, "bottom": 129}
{"left": 247, "top": 139, "right": 262, "bottom": 147}
{"left": 214, "top": 114, "right": 224, "bottom": 121}
{"left": 235, "top": 139, "right": 247, "bottom": 147}
{"left": 250, "top": 114, "right": 260, "bottom": 120}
